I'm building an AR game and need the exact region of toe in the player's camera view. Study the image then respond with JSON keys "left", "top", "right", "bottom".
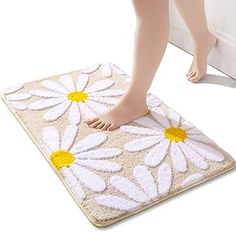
{"left": 187, "top": 71, "right": 193, "bottom": 78}
{"left": 189, "top": 77, "right": 199, "bottom": 83}
{"left": 101, "top": 123, "right": 112, "bottom": 131}
{"left": 189, "top": 73, "right": 204, "bottom": 83}
{"left": 97, "top": 121, "right": 106, "bottom": 129}
{"left": 95, "top": 121, "right": 104, "bottom": 129}
{"left": 85, "top": 117, "right": 99, "bottom": 125}
{"left": 186, "top": 63, "right": 193, "bottom": 76}
{"left": 89, "top": 120, "right": 102, "bottom": 128}
{"left": 107, "top": 123, "right": 117, "bottom": 131}
{"left": 186, "top": 69, "right": 192, "bottom": 77}
{"left": 187, "top": 71, "right": 196, "bottom": 80}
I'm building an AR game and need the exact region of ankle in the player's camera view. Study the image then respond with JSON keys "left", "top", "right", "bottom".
{"left": 120, "top": 93, "right": 147, "bottom": 108}
{"left": 122, "top": 91, "right": 146, "bottom": 104}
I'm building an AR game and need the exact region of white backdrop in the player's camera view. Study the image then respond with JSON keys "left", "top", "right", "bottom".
{"left": 0, "top": 1, "right": 235, "bottom": 231}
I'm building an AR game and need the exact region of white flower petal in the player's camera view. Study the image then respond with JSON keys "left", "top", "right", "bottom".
{"left": 71, "top": 165, "right": 106, "bottom": 192}
{"left": 75, "top": 148, "right": 122, "bottom": 159}
{"left": 101, "top": 63, "right": 112, "bottom": 78}
{"left": 145, "top": 139, "right": 169, "bottom": 167}
{"left": 76, "top": 74, "right": 89, "bottom": 91}
{"left": 110, "top": 63, "right": 126, "bottom": 75}
{"left": 134, "top": 116, "right": 163, "bottom": 131}
{"left": 187, "top": 127, "right": 203, "bottom": 134}
{"left": 181, "top": 120, "right": 194, "bottom": 130}
{"left": 146, "top": 94, "right": 161, "bottom": 108}
{"left": 124, "top": 136, "right": 161, "bottom": 152}
{"left": 178, "top": 142, "right": 209, "bottom": 169}
{"left": 29, "top": 98, "right": 66, "bottom": 110}
{"left": 110, "top": 176, "right": 150, "bottom": 203}
{"left": 157, "top": 163, "right": 172, "bottom": 195}
{"left": 80, "top": 63, "right": 101, "bottom": 74}
{"left": 85, "top": 79, "right": 114, "bottom": 93}
{"left": 88, "top": 89, "right": 125, "bottom": 97}
{"left": 151, "top": 108, "right": 170, "bottom": 128}
{"left": 43, "top": 101, "right": 71, "bottom": 122}
{"left": 96, "top": 195, "right": 140, "bottom": 212}
{"left": 2, "top": 84, "right": 23, "bottom": 94}
{"left": 60, "top": 167, "right": 75, "bottom": 180}
{"left": 30, "top": 90, "right": 64, "bottom": 98}
{"left": 71, "top": 132, "right": 107, "bottom": 154}
{"left": 133, "top": 166, "right": 158, "bottom": 199}
{"left": 79, "top": 102, "right": 96, "bottom": 118}
{"left": 188, "top": 133, "right": 214, "bottom": 144}
{"left": 61, "top": 125, "right": 78, "bottom": 151}
{"left": 69, "top": 102, "right": 81, "bottom": 124}
{"left": 6, "top": 93, "right": 31, "bottom": 101}
{"left": 71, "top": 182, "right": 86, "bottom": 201}
{"left": 168, "top": 109, "right": 181, "bottom": 128}
{"left": 181, "top": 174, "right": 204, "bottom": 187}
{"left": 186, "top": 139, "right": 224, "bottom": 162}
{"left": 84, "top": 99, "right": 108, "bottom": 113}
{"left": 42, "top": 80, "right": 69, "bottom": 94}
{"left": 42, "top": 126, "right": 60, "bottom": 152}
{"left": 88, "top": 96, "right": 119, "bottom": 105}
{"left": 170, "top": 142, "right": 187, "bottom": 172}
{"left": 120, "top": 125, "right": 159, "bottom": 136}
{"left": 11, "top": 101, "right": 28, "bottom": 110}
{"left": 76, "top": 160, "right": 122, "bottom": 172}
{"left": 147, "top": 93, "right": 160, "bottom": 101}
{"left": 59, "top": 74, "right": 75, "bottom": 92}
{"left": 61, "top": 168, "right": 86, "bottom": 200}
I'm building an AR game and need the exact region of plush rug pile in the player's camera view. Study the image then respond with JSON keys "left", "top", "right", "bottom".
{"left": 1, "top": 63, "right": 235, "bottom": 227}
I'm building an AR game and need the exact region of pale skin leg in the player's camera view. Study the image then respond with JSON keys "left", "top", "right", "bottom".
{"left": 84, "top": 0, "right": 169, "bottom": 131}
{"left": 84, "top": 0, "right": 216, "bottom": 131}
{"left": 174, "top": 0, "right": 217, "bottom": 82}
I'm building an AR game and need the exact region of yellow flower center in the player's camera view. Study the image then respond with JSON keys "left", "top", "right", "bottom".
{"left": 50, "top": 150, "right": 75, "bottom": 170}
{"left": 67, "top": 91, "right": 88, "bottom": 102}
{"left": 164, "top": 127, "right": 187, "bottom": 142}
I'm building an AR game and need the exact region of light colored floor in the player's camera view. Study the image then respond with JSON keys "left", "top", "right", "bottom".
{"left": 0, "top": 1, "right": 235, "bottom": 231}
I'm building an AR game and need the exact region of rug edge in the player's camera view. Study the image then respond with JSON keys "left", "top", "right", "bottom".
{"left": 92, "top": 160, "right": 236, "bottom": 227}
{"left": 1, "top": 72, "right": 236, "bottom": 228}
{"left": 0, "top": 92, "right": 100, "bottom": 227}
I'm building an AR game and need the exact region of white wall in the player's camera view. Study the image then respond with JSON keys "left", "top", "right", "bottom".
{"left": 169, "top": 0, "right": 236, "bottom": 79}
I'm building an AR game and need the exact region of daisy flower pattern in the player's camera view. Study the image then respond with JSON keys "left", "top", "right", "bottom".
{"left": 2, "top": 63, "right": 234, "bottom": 226}
{"left": 181, "top": 173, "right": 204, "bottom": 188}
{"left": 2, "top": 84, "right": 31, "bottom": 110}
{"left": 42, "top": 125, "right": 122, "bottom": 201}
{"left": 96, "top": 163, "right": 172, "bottom": 212}
{"left": 81, "top": 63, "right": 127, "bottom": 78}
{"left": 29, "top": 74, "right": 125, "bottom": 124}
{"left": 120, "top": 107, "right": 224, "bottom": 172}
{"left": 146, "top": 93, "right": 161, "bottom": 110}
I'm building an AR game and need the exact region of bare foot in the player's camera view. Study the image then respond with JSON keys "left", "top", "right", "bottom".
{"left": 186, "top": 32, "right": 217, "bottom": 83}
{"left": 83, "top": 96, "right": 149, "bottom": 131}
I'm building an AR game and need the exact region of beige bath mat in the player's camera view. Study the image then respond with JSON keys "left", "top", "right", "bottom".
{"left": 1, "top": 63, "right": 235, "bottom": 227}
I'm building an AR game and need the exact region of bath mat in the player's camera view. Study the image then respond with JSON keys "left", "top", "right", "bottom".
{"left": 1, "top": 63, "right": 235, "bottom": 227}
